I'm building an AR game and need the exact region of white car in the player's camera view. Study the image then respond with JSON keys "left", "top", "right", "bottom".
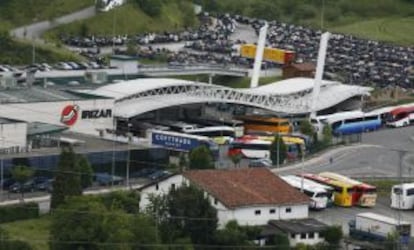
{"left": 55, "top": 62, "right": 72, "bottom": 70}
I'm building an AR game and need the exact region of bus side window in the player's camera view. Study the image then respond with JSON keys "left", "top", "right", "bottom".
{"left": 406, "top": 188, "right": 414, "bottom": 196}
{"left": 331, "top": 121, "right": 341, "bottom": 131}
{"left": 393, "top": 187, "right": 402, "bottom": 195}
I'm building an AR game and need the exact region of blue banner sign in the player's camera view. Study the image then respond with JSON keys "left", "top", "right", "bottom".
{"left": 151, "top": 132, "right": 201, "bottom": 152}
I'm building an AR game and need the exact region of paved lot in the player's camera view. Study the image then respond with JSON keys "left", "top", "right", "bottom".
{"left": 273, "top": 126, "right": 414, "bottom": 238}
{"left": 276, "top": 126, "right": 414, "bottom": 178}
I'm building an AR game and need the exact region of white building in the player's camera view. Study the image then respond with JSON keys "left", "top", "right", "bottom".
{"left": 139, "top": 168, "right": 310, "bottom": 227}
{"left": 0, "top": 87, "right": 114, "bottom": 137}
{"left": 261, "top": 219, "right": 328, "bottom": 247}
{"left": 0, "top": 117, "right": 27, "bottom": 153}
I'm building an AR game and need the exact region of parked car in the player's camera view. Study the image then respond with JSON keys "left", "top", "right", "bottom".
{"left": 35, "top": 178, "right": 54, "bottom": 192}
{"left": 9, "top": 180, "right": 36, "bottom": 193}
{"left": 0, "top": 178, "right": 16, "bottom": 190}
{"left": 55, "top": 62, "right": 72, "bottom": 70}
{"left": 130, "top": 168, "right": 157, "bottom": 178}
{"left": 95, "top": 173, "right": 124, "bottom": 186}
{"left": 248, "top": 158, "right": 273, "bottom": 168}
{"left": 148, "top": 170, "right": 171, "bottom": 181}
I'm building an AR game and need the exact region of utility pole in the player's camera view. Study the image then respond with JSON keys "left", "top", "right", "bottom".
{"left": 126, "top": 121, "right": 132, "bottom": 189}
{"left": 276, "top": 134, "right": 280, "bottom": 168}
{"left": 32, "top": 39, "right": 36, "bottom": 65}
{"left": 300, "top": 146, "right": 305, "bottom": 193}
{"left": 0, "top": 137, "right": 4, "bottom": 202}
{"left": 1, "top": 157, "right": 3, "bottom": 202}
{"left": 397, "top": 150, "right": 404, "bottom": 250}
{"left": 111, "top": 119, "right": 116, "bottom": 188}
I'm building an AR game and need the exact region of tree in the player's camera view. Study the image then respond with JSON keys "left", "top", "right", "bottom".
{"left": 100, "top": 191, "right": 140, "bottom": 214}
{"left": 148, "top": 184, "right": 218, "bottom": 245}
{"left": 213, "top": 220, "right": 254, "bottom": 248}
{"left": 188, "top": 145, "right": 214, "bottom": 169}
{"left": 135, "top": 0, "right": 163, "bottom": 17}
{"left": 270, "top": 134, "right": 287, "bottom": 165}
{"left": 10, "top": 165, "right": 34, "bottom": 199}
{"left": 50, "top": 146, "right": 82, "bottom": 209}
{"left": 322, "top": 124, "right": 333, "bottom": 146}
{"left": 265, "top": 233, "right": 290, "bottom": 250}
{"left": 77, "top": 154, "right": 93, "bottom": 189}
{"left": 321, "top": 225, "right": 343, "bottom": 249}
{"left": 230, "top": 153, "right": 242, "bottom": 168}
{"left": 300, "top": 119, "right": 315, "bottom": 138}
{"left": 126, "top": 40, "right": 138, "bottom": 55}
{"left": 179, "top": 152, "right": 188, "bottom": 171}
{"left": 50, "top": 196, "right": 159, "bottom": 250}
{"left": 95, "top": 0, "right": 106, "bottom": 10}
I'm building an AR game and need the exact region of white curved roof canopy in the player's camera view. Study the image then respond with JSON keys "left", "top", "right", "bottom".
{"left": 85, "top": 77, "right": 372, "bottom": 118}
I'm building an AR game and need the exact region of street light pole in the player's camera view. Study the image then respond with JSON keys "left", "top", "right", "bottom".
{"left": 126, "top": 122, "right": 132, "bottom": 189}
{"left": 0, "top": 137, "right": 4, "bottom": 202}
{"left": 276, "top": 134, "right": 280, "bottom": 168}
{"left": 300, "top": 147, "right": 305, "bottom": 193}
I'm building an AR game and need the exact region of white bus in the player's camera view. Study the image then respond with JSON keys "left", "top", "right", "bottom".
{"left": 280, "top": 175, "right": 330, "bottom": 210}
{"left": 185, "top": 126, "right": 236, "bottom": 145}
{"left": 391, "top": 183, "right": 414, "bottom": 210}
{"left": 157, "top": 121, "right": 198, "bottom": 132}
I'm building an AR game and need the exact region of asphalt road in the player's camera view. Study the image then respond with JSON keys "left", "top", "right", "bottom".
{"left": 11, "top": 6, "right": 96, "bottom": 39}
{"left": 275, "top": 126, "right": 414, "bottom": 178}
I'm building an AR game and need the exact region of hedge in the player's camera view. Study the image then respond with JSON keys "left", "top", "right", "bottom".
{"left": 0, "top": 202, "right": 39, "bottom": 223}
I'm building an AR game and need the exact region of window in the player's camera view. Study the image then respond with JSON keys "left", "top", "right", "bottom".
{"left": 394, "top": 187, "right": 403, "bottom": 195}
{"left": 214, "top": 198, "right": 218, "bottom": 205}
{"left": 155, "top": 184, "right": 159, "bottom": 190}
{"left": 300, "top": 233, "right": 306, "bottom": 239}
{"left": 171, "top": 183, "right": 175, "bottom": 190}
{"left": 285, "top": 207, "right": 292, "bottom": 213}
{"left": 308, "top": 232, "right": 314, "bottom": 239}
{"left": 255, "top": 210, "right": 261, "bottom": 215}
{"left": 269, "top": 209, "right": 275, "bottom": 214}
{"left": 407, "top": 188, "right": 414, "bottom": 196}
{"left": 290, "top": 233, "right": 296, "bottom": 239}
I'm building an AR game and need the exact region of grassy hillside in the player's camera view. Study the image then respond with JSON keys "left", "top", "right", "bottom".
{"left": 0, "top": 36, "right": 82, "bottom": 65}
{"left": 1, "top": 216, "right": 51, "bottom": 250}
{"left": 328, "top": 17, "right": 414, "bottom": 46}
{"left": 45, "top": 1, "right": 197, "bottom": 39}
{"left": 0, "top": 0, "right": 94, "bottom": 28}
{"left": 199, "top": 0, "right": 414, "bottom": 45}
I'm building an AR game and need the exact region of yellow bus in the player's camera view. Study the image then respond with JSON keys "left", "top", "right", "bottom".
{"left": 318, "top": 172, "right": 377, "bottom": 207}
{"left": 236, "top": 116, "right": 292, "bottom": 134}
{"left": 302, "top": 173, "right": 354, "bottom": 207}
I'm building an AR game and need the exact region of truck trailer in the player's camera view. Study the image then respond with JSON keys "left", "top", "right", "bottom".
{"left": 349, "top": 212, "right": 411, "bottom": 244}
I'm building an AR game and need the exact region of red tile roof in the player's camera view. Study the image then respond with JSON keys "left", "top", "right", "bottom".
{"left": 183, "top": 168, "right": 309, "bottom": 209}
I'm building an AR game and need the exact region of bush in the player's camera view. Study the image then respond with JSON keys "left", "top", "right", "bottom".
{"left": 135, "top": 0, "right": 163, "bottom": 17}
{"left": 0, "top": 202, "right": 39, "bottom": 223}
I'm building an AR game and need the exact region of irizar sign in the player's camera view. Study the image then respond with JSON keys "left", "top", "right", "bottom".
{"left": 81, "top": 109, "right": 112, "bottom": 119}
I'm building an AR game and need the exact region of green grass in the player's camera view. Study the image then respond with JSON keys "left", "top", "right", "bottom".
{"left": 0, "top": 38, "right": 83, "bottom": 65}
{"left": 0, "top": 0, "right": 95, "bottom": 28}
{"left": 44, "top": 2, "right": 197, "bottom": 40}
{"left": 1, "top": 216, "right": 51, "bottom": 250}
{"left": 328, "top": 17, "right": 414, "bottom": 45}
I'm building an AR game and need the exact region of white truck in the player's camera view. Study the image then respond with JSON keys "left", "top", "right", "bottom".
{"left": 349, "top": 212, "right": 411, "bottom": 244}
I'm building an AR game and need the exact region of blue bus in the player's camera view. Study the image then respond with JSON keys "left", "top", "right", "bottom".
{"left": 328, "top": 113, "right": 382, "bottom": 136}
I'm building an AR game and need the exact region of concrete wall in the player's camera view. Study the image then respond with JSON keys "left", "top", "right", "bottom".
{"left": 139, "top": 175, "right": 185, "bottom": 209}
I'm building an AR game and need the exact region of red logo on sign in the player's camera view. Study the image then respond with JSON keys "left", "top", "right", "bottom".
{"left": 61, "top": 105, "right": 79, "bottom": 126}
